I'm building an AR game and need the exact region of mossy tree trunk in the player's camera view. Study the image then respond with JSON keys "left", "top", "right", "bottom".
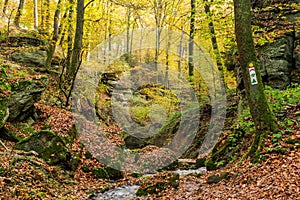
{"left": 234, "top": 0, "right": 277, "bottom": 156}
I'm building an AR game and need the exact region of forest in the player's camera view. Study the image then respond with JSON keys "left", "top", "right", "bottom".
{"left": 0, "top": 0, "right": 299, "bottom": 199}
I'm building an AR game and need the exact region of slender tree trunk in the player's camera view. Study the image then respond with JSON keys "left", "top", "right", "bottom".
{"left": 155, "top": 26, "right": 161, "bottom": 71}
{"left": 70, "top": 0, "right": 84, "bottom": 78}
{"left": 45, "top": 0, "right": 50, "bottom": 32}
{"left": 45, "top": 0, "right": 62, "bottom": 69}
{"left": 33, "top": 0, "right": 38, "bottom": 29}
{"left": 165, "top": 28, "right": 171, "bottom": 88}
{"left": 139, "top": 27, "right": 144, "bottom": 63}
{"left": 234, "top": 0, "right": 277, "bottom": 156}
{"left": 204, "top": 0, "right": 227, "bottom": 90}
{"left": 40, "top": 0, "right": 45, "bottom": 30}
{"left": 178, "top": 28, "right": 184, "bottom": 78}
{"left": 204, "top": 0, "right": 221, "bottom": 66}
{"left": 153, "top": 0, "right": 165, "bottom": 71}
{"left": 58, "top": 10, "right": 68, "bottom": 45}
{"left": 2, "top": 0, "right": 9, "bottom": 16}
{"left": 40, "top": 0, "right": 50, "bottom": 34}
{"left": 66, "top": 0, "right": 75, "bottom": 76}
{"left": 14, "top": 0, "right": 25, "bottom": 28}
{"left": 126, "top": 7, "right": 131, "bottom": 53}
{"left": 188, "top": 0, "right": 195, "bottom": 76}
{"left": 6, "top": 9, "right": 15, "bottom": 36}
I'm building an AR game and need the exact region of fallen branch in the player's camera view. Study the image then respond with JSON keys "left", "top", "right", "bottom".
{"left": 0, "top": 139, "right": 10, "bottom": 151}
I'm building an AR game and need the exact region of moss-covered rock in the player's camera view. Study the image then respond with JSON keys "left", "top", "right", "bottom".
{"left": 8, "top": 76, "right": 48, "bottom": 122}
{"left": 14, "top": 130, "right": 70, "bottom": 165}
{"left": 205, "top": 158, "right": 219, "bottom": 171}
{"left": 136, "top": 172, "right": 179, "bottom": 197}
{"left": 68, "top": 154, "right": 81, "bottom": 171}
{"left": 147, "top": 104, "right": 211, "bottom": 159}
{"left": 105, "top": 167, "right": 124, "bottom": 180}
{"left": 92, "top": 167, "right": 109, "bottom": 179}
{"left": 0, "top": 67, "right": 11, "bottom": 129}
{"left": 92, "top": 166, "right": 124, "bottom": 180}
{"left": 124, "top": 134, "right": 149, "bottom": 149}
{"left": 207, "top": 172, "right": 230, "bottom": 184}
{"left": 0, "top": 126, "right": 20, "bottom": 142}
{"left": 195, "top": 158, "right": 206, "bottom": 168}
{"left": 161, "top": 159, "right": 179, "bottom": 171}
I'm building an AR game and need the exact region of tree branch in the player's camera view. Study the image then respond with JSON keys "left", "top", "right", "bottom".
{"left": 84, "top": 0, "right": 95, "bottom": 10}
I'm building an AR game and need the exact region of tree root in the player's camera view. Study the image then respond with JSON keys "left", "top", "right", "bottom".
{"left": 237, "top": 132, "right": 265, "bottom": 164}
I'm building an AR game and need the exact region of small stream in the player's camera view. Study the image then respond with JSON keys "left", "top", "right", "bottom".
{"left": 91, "top": 167, "right": 206, "bottom": 200}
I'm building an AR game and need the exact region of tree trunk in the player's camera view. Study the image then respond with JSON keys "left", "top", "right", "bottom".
{"left": 234, "top": 0, "right": 277, "bottom": 156}
{"left": 126, "top": 7, "right": 131, "bottom": 53}
{"left": 45, "top": 0, "right": 62, "bottom": 69}
{"left": 204, "top": 0, "right": 227, "bottom": 89}
{"left": 2, "top": 0, "right": 9, "bottom": 16}
{"left": 178, "top": 28, "right": 184, "bottom": 78}
{"left": 33, "top": 0, "right": 38, "bottom": 29}
{"left": 14, "top": 0, "right": 25, "bottom": 28}
{"left": 45, "top": 0, "right": 50, "bottom": 32}
{"left": 165, "top": 28, "right": 171, "bottom": 88}
{"left": 70, "top": 0, "right": 84, "bottom": 78}
{"left": 65, "top": 0, "right": 75, "bottom": 76}
{"left": 204, "top": 0, "right": 221, "bottom": 66}
{"left": 188, "top": 0, "right": 195, "bottom": 76}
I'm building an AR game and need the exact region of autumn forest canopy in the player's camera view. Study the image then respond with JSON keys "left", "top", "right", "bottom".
{"left": 0, "top": 0, "right": 299, "bottom": 199}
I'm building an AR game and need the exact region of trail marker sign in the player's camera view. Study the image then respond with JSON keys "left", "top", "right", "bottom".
{"left": 249, "top": 67, "right": 258, "bottom": 85}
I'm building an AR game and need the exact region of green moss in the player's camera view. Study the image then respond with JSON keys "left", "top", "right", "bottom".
{"left": 286, "top": 137, "right": 300, "bottom": 144}
{"left": 14, "top": 130, "right": 69, "bottom": 165}
{"left": 105, "top": 167, "right": 124, "bottom": 180}
{"left": 92, "top": 167, "right": 123, "bottom": 180}
{"left": 81, "top": 165, "right": 90, "bottom": 173}
{"left": 136, "top": 173, "right": 179, "bottom": 197}
{"left": 161, "top": 160, "right": 179, "bottom": 171}
{"left": 205, "top": 159, "right": 218, "bottom": 171}
{"left": 92, "top": 167, "right": 109, "bottom": 179}
{"left": 169, "top": 173, "right": 180, "bottom": 188}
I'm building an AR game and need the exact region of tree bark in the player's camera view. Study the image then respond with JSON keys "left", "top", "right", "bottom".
{"left": 14, "top": 0, "right": 25, "bottom": 28}
{"left": 2, "top": 0, "right": 9, "bottom": 16}
{"left": 45, "top": 0, "right": 62, "bottom": 69}
{"left": 188, "top": 0, "right": 195, "bottom": 76}
{"left": 204, "top": 0, "right": 221, "bottom": 66}
{"left": 234, "top": 0, "right": 277, "bottom": 154}
{"left": 33, "top": 0, "right": 38, "bottom": 29}
{"left": 70, "top": 0, "right": 84, "bottom": 78}
{"left": 65, "top": 0, "right": 75, "bottom": 76}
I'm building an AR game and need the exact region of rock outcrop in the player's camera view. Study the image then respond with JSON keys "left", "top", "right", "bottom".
{"left": 14, "top": 130, "right": 70, "bottom": 165}
{"left": 0, "top": 36, "right": 64, "bottom": 67}
{"left": 257, "top": 34, "right": 298, "bottom": 89}
{"left": 253, "top": 2, "right": 300, "bottom": 89}
{"left": 8, "top": 76, "right": 48, "bottom": 121}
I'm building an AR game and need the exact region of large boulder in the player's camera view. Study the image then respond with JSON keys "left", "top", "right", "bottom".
{"left": 14, "top": 130, "right": 70, "bottom": 165}
{"left": 7, "top": 76, "right": 48, "bottom": 122}
{"left": 11, "top": 49, "right": 47, "bottom": 67}
{"left": 293, "top": 32, "right": 300, "bottom": 82}
{"left": 10, "top": 48, "right": 64, "bottom": 67}
{"left": 0, "top": 36, "right": 64, "bottom": 67}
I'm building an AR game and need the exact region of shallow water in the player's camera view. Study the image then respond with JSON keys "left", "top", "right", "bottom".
{"left": 94, "top": 167, "right": 206, "bottom": 199}
{"left": 95, "top": 185, "right": 140, "bottom": 200}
